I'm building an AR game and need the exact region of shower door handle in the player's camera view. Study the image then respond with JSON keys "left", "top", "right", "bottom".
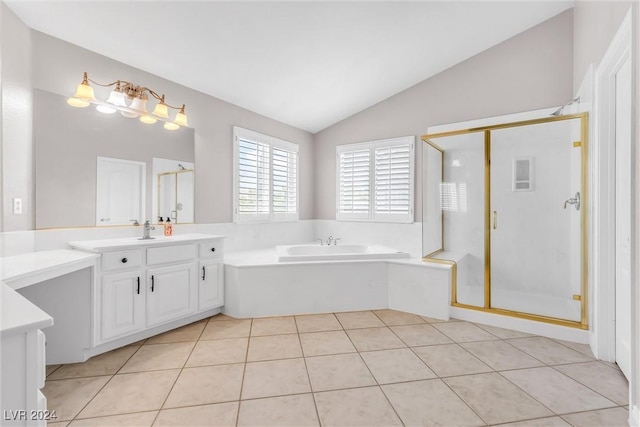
{"left": 492, "top": 211, "right": 498, "bottom": 230}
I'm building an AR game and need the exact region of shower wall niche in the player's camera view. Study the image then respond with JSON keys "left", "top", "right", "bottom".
{"left": 422, "top": 113, "right": 587, "bottom": 328}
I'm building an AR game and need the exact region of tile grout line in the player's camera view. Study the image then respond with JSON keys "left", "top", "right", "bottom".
{"left": 497, "top": 337, "right": 549, "bottom": 367}
{"left": 149, "top": 315, "right": 210, "bottom": 426}
{"left": 234, "top": 317, "right": 253, "bottom": 427}
{"left": 390, "top": 322, "right": 570, "bottom": 426}
{"left": 396, "top": 318, "right": 492, "bottom": 424}
{"left": 547, "top": 364, "right": 626, "bottom": 406}
{"left": 557, "top": 405, "right": 631, "bottom": 424}
{"left": 378, "top": 319, "right": 491, "bottom": 426}
{"left": 438, "top": 373, "right": 491, "bottom": 426}
{"left": 495, "top": 368, "right": 567, "bottom": 419}
{"left": 295, "top": 316, "right": 323, "bottom": 427}
{"left": 65, "top": 343, "right": 146, "bottom": 423}
{"left": 496, "top": 337, "right": 625, "bottom": 406}
{"left": 342, "top": 311, "right": 406, "bottom": 426}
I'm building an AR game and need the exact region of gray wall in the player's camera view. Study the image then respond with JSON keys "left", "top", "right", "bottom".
{"left": 1, "top": 4, "right": 34, "bottom": 231}
{"left": 313, "top": 10, "right": 574, "bottom": 220}
{"left": 573, "top": 1, "right": 633, "bottom": 92}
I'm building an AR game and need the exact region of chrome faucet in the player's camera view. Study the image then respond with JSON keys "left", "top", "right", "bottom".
{"left": 316, "top": 238, "right": 324, "bottom": 246}
{"left": 140, "top": 220, "right": 155, "bottom": 240}
{"left": 326, "top": 236, "right": 333, "bottom": 245}
{"left": 334, "top": 238, "right": 341, "bottom": 245}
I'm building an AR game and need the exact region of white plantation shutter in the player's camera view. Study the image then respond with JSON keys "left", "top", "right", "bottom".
{"left": 337, "top": 147, "right": 371, "bottom": 219}
{"left": 233, "top": 127, "right": 298, "bottom": 223}
{"left": 336, "top": 136, "right": 414, "bottom": 223}
{"left": 271, "top": 139, "right": 299, "bottom": 221}
{"left": 374, "top": 140, "right": 413, "bottom": 221}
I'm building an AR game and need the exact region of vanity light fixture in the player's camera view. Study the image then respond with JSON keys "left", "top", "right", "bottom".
{"left": 67, "top": 72, "right": 189, "bottom": 130}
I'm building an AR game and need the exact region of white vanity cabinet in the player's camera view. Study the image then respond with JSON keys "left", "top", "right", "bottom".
{"left": 198, "top": 240, "right": 224, "bottom": 310}
{"left": 1, "top": 284, "right": 52, "bottom": 427}
{"left": 69, "top": 234, "right": 225, "bottom": 350}
{"left": 199, "top": 259, "right": 223, "bottom": 310}
{"left": 101, "top": 270, "right": 145, "bottom": 341}
{"left": 146, "top": 263, "right": 197, "bottom": 327}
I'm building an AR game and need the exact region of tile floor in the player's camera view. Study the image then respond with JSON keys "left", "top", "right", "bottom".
{"left": 43, "top": 310, "right": 630, "bottom": 426}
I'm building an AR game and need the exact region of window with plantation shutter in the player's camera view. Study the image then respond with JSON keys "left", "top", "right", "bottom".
{"left": 337, "top": 148, "right": 371, "bottom": 219}
{"left": 336, "top": 136, "right": 414, "bottom": 223}
{"left": 271, "top": 142, "right": 298, "bottom": 221}
{"left": 233, "top": 127, "right": 299, "bottom": 223}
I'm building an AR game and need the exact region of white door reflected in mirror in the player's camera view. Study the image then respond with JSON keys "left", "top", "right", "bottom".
{"left": 96, "top": 156, "right": 146, "bottom": 226}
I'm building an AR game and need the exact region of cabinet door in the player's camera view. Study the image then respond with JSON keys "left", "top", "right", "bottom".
{"left": 147, "top": 264, "right": 197, "bottom": 327}
{"left": 199, "top": 260, "right": 224, "bottom": 311}
{"left": 101, "top": 271, "right": 145, "bottom": 342}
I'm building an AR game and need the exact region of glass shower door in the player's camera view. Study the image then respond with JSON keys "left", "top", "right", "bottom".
{"left": 489, "top": 119, "right": 583, "bottom": 322}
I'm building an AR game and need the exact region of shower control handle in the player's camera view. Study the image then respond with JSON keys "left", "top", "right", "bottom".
{"left": 563, "top": 192, "right": 581, "bottom": 210}
{"left": 492, "top": 211, "right": 498, "bottom": 230}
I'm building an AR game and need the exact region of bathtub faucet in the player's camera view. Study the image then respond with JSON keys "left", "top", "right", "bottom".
{"left": 326, "top": 236, "right": 333, "bottom": 245}
{"left": 316, "top": 238, "right": 324, "bottom": 246}
{"left": 334, "top": 238, "right": 341, "bottom": 245}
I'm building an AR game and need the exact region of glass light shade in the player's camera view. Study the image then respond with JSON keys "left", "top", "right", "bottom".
{"left": 73, "top": 82, "right": 95, "bottom": 101}
{"left": 96, "top": 104, "right": 116, "bottom": 114}
{"left": 67, "top": 97, "right": 90, "bottom": 108}
{"left": 129, "top": 97, "right": 148, "bottom": 114}
{"left": 105, "top": 89, "right": 127, "bottom": 107}
{"left": 164, "top": 122, "right": 180, "bottom": 131}
{"left": 140, "top": 115, "right": 157, "bottom": 125}
{"left": 173, "top": 111, "right": 188, "bottom": 127}
{"left": 152, "top": 102, "right": 169, "bottom": 118}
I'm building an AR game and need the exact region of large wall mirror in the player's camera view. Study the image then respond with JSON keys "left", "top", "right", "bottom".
{"left": 34, "top": 89, "right": 195, "bottom": 229}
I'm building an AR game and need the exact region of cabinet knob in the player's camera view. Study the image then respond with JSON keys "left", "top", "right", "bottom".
{"left": 211, "top": 247, "right": 216, "bottom": 252}
{"left": 121, "top": 257, "right": 128, "bottom": 263}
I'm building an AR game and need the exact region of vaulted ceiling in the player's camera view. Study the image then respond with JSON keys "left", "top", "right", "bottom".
{"left": 6, "top": 1, "right": 573, "bottom": 133}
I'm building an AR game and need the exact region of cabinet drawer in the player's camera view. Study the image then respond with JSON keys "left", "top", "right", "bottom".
{"left": 102, "top": 250, "right": 143, "bottom": 271}
{"left": 147, "top": 244, "right": 196, "bottom": 265}
{"left": 199, "top": 241, "right": 224, "bottom": 259}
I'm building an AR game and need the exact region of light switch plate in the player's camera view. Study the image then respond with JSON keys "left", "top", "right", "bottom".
{"left": 13, "top": 198, "right": 23, "bottom": 215}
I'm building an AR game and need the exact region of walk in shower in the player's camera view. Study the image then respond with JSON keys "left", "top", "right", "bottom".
{"left": 422, "top": 113, "right": 588, "bottom": 328}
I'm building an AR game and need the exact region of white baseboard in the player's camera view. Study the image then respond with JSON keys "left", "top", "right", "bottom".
{"left": 630, "top": 405, "right": 639, "bottom": 427}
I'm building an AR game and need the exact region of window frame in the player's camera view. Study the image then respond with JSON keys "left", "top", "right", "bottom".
{"left": 336, "top": 136, "right": 415, "bottom": 223}
{"left": 233, "top": 126, "right": 299, "bottom": 223}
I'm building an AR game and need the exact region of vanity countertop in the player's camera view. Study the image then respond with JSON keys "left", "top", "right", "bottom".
{"left": 1, "top": 249, "right": 100, "bottom": 290}
{"left": 68, "top": 232, "right": 225, "bottom": 252}
{"left": 1, "top": 282, "right": 53, "bottom": 335}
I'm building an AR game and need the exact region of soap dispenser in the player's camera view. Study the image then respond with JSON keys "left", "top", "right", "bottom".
{"left": 164, "top": 217, "right": 173, "bottom": 236}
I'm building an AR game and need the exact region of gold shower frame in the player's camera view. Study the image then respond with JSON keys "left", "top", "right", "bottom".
{"left": 421, "top": 112, "right": 589, "bottom": 330}
{"left": 157, "top": 168, "right": 195, "bottom": 224}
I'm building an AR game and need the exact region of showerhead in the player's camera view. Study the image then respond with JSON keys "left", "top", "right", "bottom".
{"left": 551, "top": 106, "right": 564, "bottom": 116}
{"left": 550, "top": 96, "right": 581, "bottom": 117}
